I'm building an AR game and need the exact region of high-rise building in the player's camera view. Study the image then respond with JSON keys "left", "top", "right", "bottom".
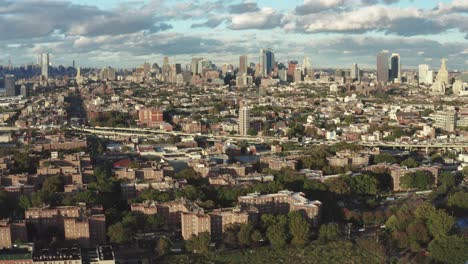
{"left": 238, "top": 101, "right": 249, "bottom": 136}
{"left": 390, "top": 53, "right": 401, "bottom": 82}
{"left": 350, "top": 63, "right": 359, "bottom": 81}
{"left": 76, "top": 67, "right": 83, "bottom": 85}
{"left": 430, "top": 110, "right": 456, "bottom": 132}
{"left": 239, "top": 55, "right": 248, "bottom": 75}
{"left": 278, "top": 69, "right": 287, "bottom": 82}
{"left": 191, "top": 57, "right": 203, "bottom": 75}
{"left": 436, "top": 58, "right": 449, "bottom": 85}
{"left": 4, "top": 74, "right": 16, "bottom": 97}
{"left": 40, "top": 53, "right": 49, "bottom": 80}
{"left": 20, "top": 85, "right": 29, "bottom": 98}
{"left": 197, "top": 59, "right": 212, "bottom": 75}
{"left": 294, "top": 67, "right": 302, "bottom": 83}
{"left": 418, "top": 64, "right": 429, "bottom": 85}
{"left": 260, "top": 49, "right": 274, "bottom": 77}
{"left": 99, "top": 67, "right": 116, "bottom": 81}
{"left": 287, "top": 61, "right": 298, "bottom": 79}
{"left": 162, "top": 57, "right": 171, "bottom": 76}
{"left": 302, "top": 57, "right": 311, "bottom": 76}
{"left": 376, "top": 50, "right": 389, "bottom": 83}
{"left": 426, "top": 70, "right": 434, "bottom": 84}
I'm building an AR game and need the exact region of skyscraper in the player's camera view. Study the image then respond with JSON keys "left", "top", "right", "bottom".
{"left": 418, "top": 64, "right": 429, "bottom": 85}
{"left": 4, "top": 75, "right": 16, "bottom": 97}
{"left": 239, "top": 55, "right": 248, "bottom": 75}
{"left": 191, "top": 57, "right": 203, "bottom": 75}
{"left": 376, "top": 50, "right": 389, "bottom": 83}
{"left": 302, "top": 57, "right": 311, "bottom": 76}
{"left": 40, "top": 53, "right": 49, "bottom": 80}
{"left": 162, "top": 57, "right": 171, "bottom": 75}
{"left": 238, "top": 101, "right": 249, "bottom": 136}
{"left": 390, "top": 53, "right": 401, "bottom": 82}
{"left": 436, "top": 58, "right": 449, "bottom": 84}
{"left": 350, "top": 63, "right": 359, "bottom": 81}
{"left": 76, "top": 67, "right": 83, "bottom": 85}
{"left": 260, "top": 49, "right": 274, "bottom": 77}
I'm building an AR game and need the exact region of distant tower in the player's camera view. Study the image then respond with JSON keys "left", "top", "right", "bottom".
{"left": 376, "top": 50, "right": 389, "bottom": 83}
{"left": 390, "top": 53, "right": 401, "bottom": 82}
{"left": 72, "top": 60, "right": 75, "bottom": 69}
{"left": 191, "top": 57, "right": 203, "bottom": 75}
{"left": 350, "top": 63, "right": 359, "bottom": 81}
{"left": 40, "top": 53, "right": 49, "bottom": 80}
{"left": 4, "top": 74, "right": 16, "bottom": 97}
{"left": 239, "top": 55, "right": 248, "bottom": 75}
{"left": 302, "top": 57, "right": 311, "bottom": 76}
{"left": 162, "top": 57, "right": 171, "bottom": 76}
{"left": 436, "top": 58, "right": 449, "bottom": 85}
{"left": 418, "top": 64, "right": 429, "bottom": 85}
{"left": 76, "top": 67, "right": 83, "bottom": 85}
{"left": 260, "top": 49, "right": 274, "bottom": 77}
{"left": 238, "top": 101, "right": 249, "bottom": 136}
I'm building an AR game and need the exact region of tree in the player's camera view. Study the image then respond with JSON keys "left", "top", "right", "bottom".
{"left": 288, "top": 211, "right": 309, "bottom": 246}
{"left": 447, "top": 191, "right": 468, "bottom": 211}
{"left": 400, "top": 171, "right": 434, "bottom": 190}
{"left": 438, "top": 172, "right": 458, "bottom": 189}
{"left": 266, "top": 222, "right": 288, "bottom": 249}
{"left": 223, "top": 225, "right": 240, "bottom": 248}
{"left": 108, "top": 222, "right": 132, "bottom": 243}
{"left": 251, "top": 230, "right": 262, "bottom": 245}
{"left": 156, "top": 237, "right": 171, "bottom": 257}
{"left": 42, "top": 175, "right": 65, "bottom": 193}
{"left": 318, "top": 223, "right": 341, "bottom": 242}
{"left": 427, "top": 209, "right": 455, "bottom": 239}
{"left": 327, "top": 178, "right": 351, "bottom": 195}
{"left": 348, "top": 175, "right": 378, "bottom": 195}
{"left": 247, "top": 127, "right": 258, "bottom": 136}
{"left": 238, "top": 224, "right": 254, "bottom": 247}
{"left": 373, "top": 153, "right": 397, "bottom": 164}
{"left": 429, "top": 235, "right": 468, "bottom": 264}
{"left": 401, "top": 158, "right": 419, "bottom": 168}
{"left": 146, "top": 214, "right": 165, "bottom": 230}
{"left": 186, "top": 232, "right": 210, "bottom": 254}
{"left": 415, "top": 203, "right": 436, "bottom": 220}
{"left": 18, "top": 195, "right": 31, "bottom": 210}
{"left": 406, "top": 220, "right": 430, "bottom": 251}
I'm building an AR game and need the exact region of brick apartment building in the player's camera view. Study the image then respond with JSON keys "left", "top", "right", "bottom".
{"left": 238, "top": 190, "right": 322, "bottom": 226}
{"left": 180, "top": 207, "right": 259, "bottom": 240}
{"left": 138, "top": 108, "right": 164, "bottom": 127}
{"left": 25, "top": 204, "right": 106, "bottom": 247}
{"left": 64, "top": 215, "right": 106, "bottom": 248}
{"left": 0, "top": 219, "right": 28, "bottom": 249}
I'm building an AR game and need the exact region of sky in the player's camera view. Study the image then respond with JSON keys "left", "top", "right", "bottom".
{"left": 0, "top": 0, "right": 467, "bottom": 70}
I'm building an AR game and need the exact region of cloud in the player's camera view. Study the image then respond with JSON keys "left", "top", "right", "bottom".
{"left": 0, "top": 0, "right": 172, "bottom": 40}
{"left": 228, "top": 2, "right": 259, "bottom": 14}
{"left": 191, "top": 17, "right": 226, "bottom": 28}
{"left": 292, "top": 5, "right": 457, "bottom": 36}
{"left": 229, "top": 7, "right": 284, "bottom": 30}
{"left": 295, "top": 0, "right": 347, "bottom": 15}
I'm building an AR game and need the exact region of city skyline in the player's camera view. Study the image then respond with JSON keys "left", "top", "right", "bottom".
{"left": 0, "top": 0, "right": 466, "bottom": 69}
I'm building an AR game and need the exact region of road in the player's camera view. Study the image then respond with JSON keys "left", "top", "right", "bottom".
{"left": 70, "top": 126, "right": 468, "bottom": 150}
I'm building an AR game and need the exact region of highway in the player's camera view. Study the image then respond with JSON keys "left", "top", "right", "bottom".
{"left": 70, "top": 126, "right": 468, "bottom": 150}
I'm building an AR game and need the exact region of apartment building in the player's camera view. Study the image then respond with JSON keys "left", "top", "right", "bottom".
{"left": 238, "top": 190, "right": 322, "bottom": 226}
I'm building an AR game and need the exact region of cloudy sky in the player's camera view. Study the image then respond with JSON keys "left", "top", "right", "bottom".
{"left": 0, "top": 0, "right": 467, "bottom": 70}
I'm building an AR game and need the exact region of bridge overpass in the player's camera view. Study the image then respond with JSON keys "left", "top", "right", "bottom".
{"left": 70, "top": 126, "right": 467, "bottom": 151}
{"left": 70, "top": 126, "right": 292, "bottom": 143}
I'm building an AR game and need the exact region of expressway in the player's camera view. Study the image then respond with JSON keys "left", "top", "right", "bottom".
{"left": 70, "top": 126, "right": 468, "bottom": 150}
{"left": 70, "top": 126, "right": 292, "bottom": 143}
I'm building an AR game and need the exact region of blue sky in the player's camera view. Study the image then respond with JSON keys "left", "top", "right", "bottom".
{"left": 0, "top": 0, "right": 466, "bottom": 70}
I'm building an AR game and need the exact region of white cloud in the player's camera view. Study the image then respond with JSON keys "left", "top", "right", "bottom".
{"left": 230, "top": 7, "right": 283, "bottom": 30}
